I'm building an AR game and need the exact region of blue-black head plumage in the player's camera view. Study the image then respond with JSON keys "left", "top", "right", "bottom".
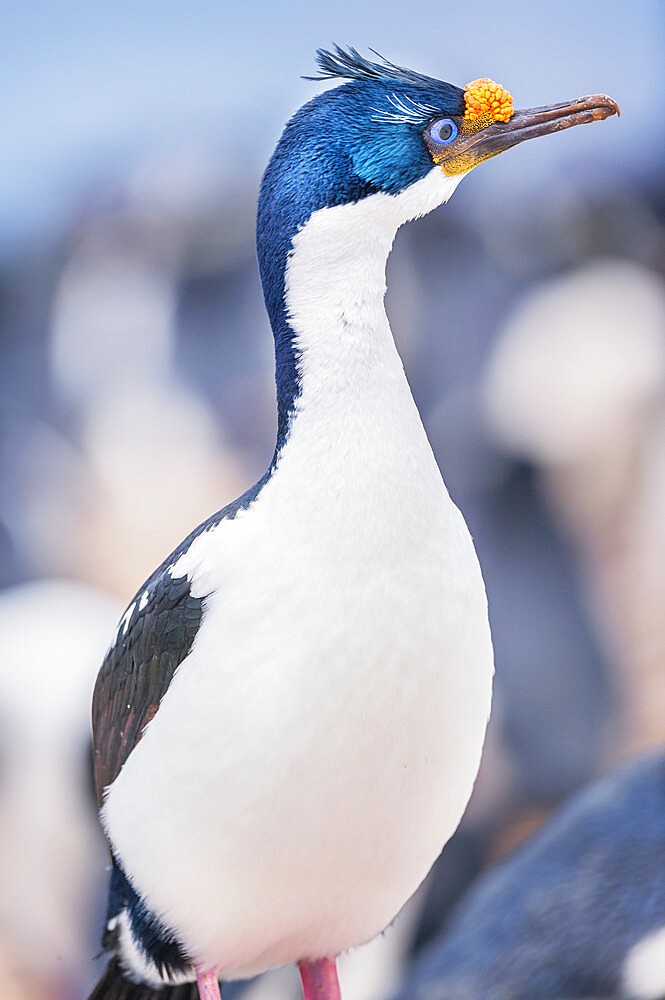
{"left": 256, "top": 46, "right": 464, "bottom": 450}
{"left": 260, "top": 45, "right": 463, "bottom": 221}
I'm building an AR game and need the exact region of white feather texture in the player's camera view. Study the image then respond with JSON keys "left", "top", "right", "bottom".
{"left": 103, "top": 166, "right": 493, "bottom": 980}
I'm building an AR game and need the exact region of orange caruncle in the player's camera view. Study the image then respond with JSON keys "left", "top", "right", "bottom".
{"left": 464, "top": 79, "right": 514, "bottom": 123}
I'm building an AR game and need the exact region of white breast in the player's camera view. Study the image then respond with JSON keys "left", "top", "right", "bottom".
{"left": 102, "top": 168, "right": 493, "bottom": 979}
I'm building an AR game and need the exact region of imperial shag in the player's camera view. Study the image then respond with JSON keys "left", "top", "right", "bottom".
{"left": 89, "top": 47, "right": 618, "bottom": 1000}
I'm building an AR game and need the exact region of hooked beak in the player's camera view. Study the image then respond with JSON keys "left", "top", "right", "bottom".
{"left": 470, "top": 94, "right": 620, "bottom": 155}
{"left": 433, "top": 94, "right": 620, "bottom": 175}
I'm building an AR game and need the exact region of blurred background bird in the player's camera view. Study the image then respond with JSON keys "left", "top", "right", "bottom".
{"left": 392, "top": 751, "right": 665, "bottom": 1000}
{"left": 0, "top": 581, "right": 119, "bottom": 1000}
{"left": 0, "top": 3, "right": 663, "bottom": 1000}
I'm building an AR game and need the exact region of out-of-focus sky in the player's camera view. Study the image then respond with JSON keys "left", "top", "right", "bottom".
{"left": 2, "top": 0, "right": 663, "bottom": 253}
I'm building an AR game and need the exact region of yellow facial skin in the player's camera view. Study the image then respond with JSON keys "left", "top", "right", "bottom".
{"left": 435, "top": 111, "right": 506, "bottom": 176}
{"left": 424, "top": 80, "right": 619, "bottom": 178}
{"left": 426, "top": 78, "right": 515, "bottom": 177}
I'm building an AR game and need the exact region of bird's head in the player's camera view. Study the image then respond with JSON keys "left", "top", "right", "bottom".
{"left": 259, "top": 45, "right": 619, "bottom": 230}
{"left": 257, "top": 47, "right": 618, "bottom": 444}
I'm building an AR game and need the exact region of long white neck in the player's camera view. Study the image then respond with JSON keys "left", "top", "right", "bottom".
{"left": 280, "top": 168, "right": 464, "bottom": 469}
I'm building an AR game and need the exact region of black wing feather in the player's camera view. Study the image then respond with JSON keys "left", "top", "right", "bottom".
{"left": 92, "top": 567, "right": 204, "bottom": 807}
{"left": 91, "top": 477, "right": 268, "bottom": 807}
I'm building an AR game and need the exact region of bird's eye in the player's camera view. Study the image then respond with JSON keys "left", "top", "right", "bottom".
{"left": 429, "top": 118, "right": 458, "bottom": 145}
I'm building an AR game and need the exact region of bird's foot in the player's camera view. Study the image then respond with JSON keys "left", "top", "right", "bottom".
{"left": 195, "top": 966, "right": 222, "bottom": 1000}
{"left": 298, "top": 957, "right": 341, "bottom": 1000}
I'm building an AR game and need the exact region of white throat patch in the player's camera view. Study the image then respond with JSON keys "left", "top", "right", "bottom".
{"left": 286, "top": 166, "right": 465, "bottom": 321}
{"left": 283, "top": 166, "right": 465, "bottom": 406}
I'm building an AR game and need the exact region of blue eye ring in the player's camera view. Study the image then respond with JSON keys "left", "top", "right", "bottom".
{"left": 429, "top": 118, "right": 458, "bottom": 146}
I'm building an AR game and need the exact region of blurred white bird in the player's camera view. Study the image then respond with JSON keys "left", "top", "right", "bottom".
{"left": 0, "top": 580, "right": 120, "bottom": 999}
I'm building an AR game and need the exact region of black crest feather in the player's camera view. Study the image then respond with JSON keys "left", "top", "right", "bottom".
{"left": 305, "top": 45, "right": 443, "bottom": 91}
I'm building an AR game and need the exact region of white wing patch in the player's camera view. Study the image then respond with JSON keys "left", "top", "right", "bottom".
{"left": 111, "top": 587, "right": 150, "bottom": 646}
{"left": 118, "top": 602, "right": 136, "bottom": 639}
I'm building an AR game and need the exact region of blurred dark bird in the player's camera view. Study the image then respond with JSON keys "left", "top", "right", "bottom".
{"left": 392, "top": 751, "right": 665, "bottom": 1000}
{"left": 88, "top": 45, "right": 618, "bottom": 1000}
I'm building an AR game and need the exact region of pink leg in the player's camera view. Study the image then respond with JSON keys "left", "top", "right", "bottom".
{"left": 195, "top": 966, "right": 221, "bottom": 1000}
{"left": 298, "top": 957, "right": 341, "bottom": 1000}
